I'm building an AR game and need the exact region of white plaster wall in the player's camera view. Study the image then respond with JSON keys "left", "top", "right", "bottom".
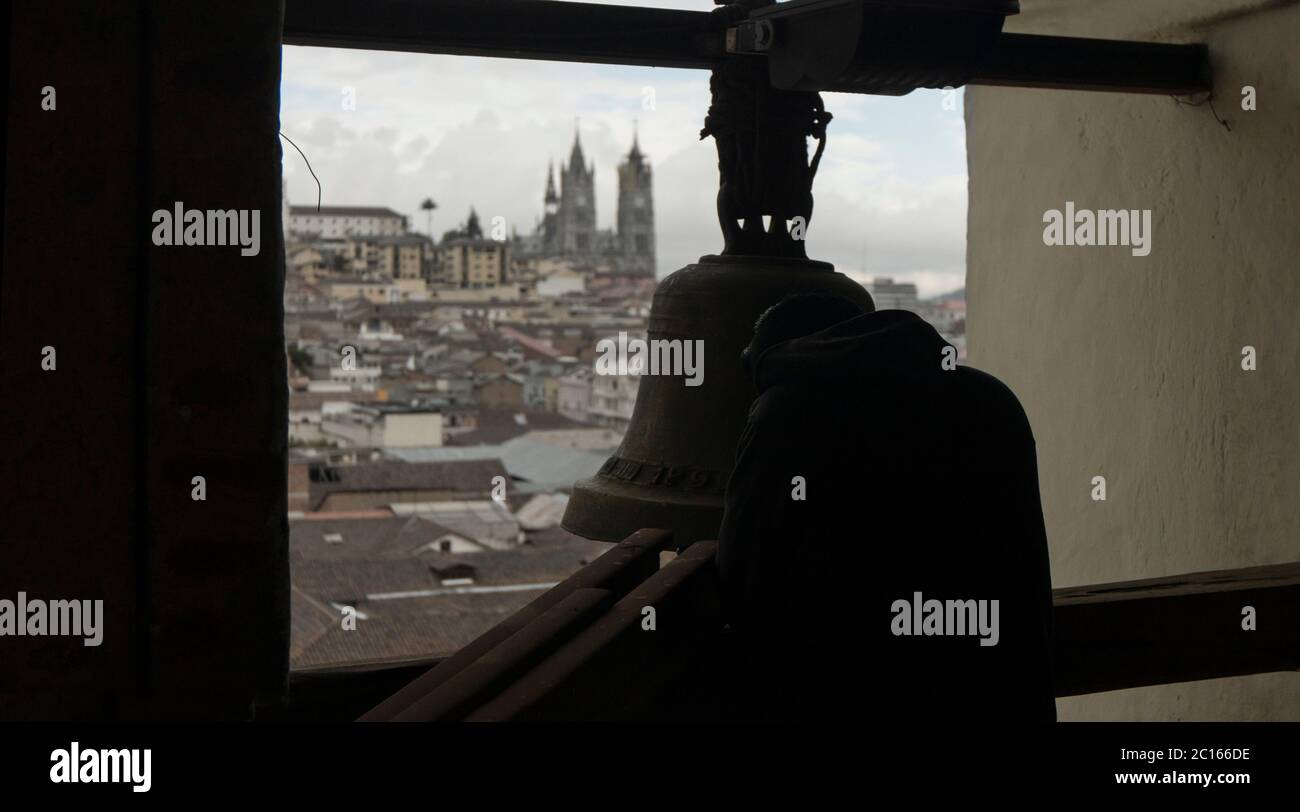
{"left": 965, "top": 0, "right": 1300, "bottom": 719}
{"left": 383, "top": 412, "right": 444, "bottom": 448}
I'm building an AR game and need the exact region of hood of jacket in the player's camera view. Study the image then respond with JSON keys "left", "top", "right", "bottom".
{"left": 748, "top": 309, "right": 953, "bottom": 393}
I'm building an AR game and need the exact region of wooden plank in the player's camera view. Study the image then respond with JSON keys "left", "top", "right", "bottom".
{"left": 971, "top": 33, "right": 1211, "bottom": 95}
{"left": 263, "top": 659, "right": 441, "bottom": 721}
{"left": 283, "top": 0, "right": 725, "bottom": 70}
{"left": 1, "top": 0, "right": 146, "bottom": 720}
{"left": 359, "top": 528, "right": 671, "bottom": 720}
{"left": 394, "top": 588, "right": 615, "bottom": 721}
{"left": 145, "top": 0, "right": 290, "bottom": 721}
{"left": 466, "top": 540, "right": 721, "bottom": 722}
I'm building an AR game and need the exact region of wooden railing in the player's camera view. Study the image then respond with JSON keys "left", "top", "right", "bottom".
{"left": 360, "top": 530, "right": 1300, "bottom": 721}
{"left": 1052, "top": 562, "right": 1300, "bottom": 697}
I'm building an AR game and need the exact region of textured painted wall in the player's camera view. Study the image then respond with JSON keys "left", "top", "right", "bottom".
{"left": 966, "top": 0, "right": 1300, "bottom": 719}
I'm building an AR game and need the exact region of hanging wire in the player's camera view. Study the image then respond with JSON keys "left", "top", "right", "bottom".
{"left": 279, "top": 131, "right": 323, "bottom": 210}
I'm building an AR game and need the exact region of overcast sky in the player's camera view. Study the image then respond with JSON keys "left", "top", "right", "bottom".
{"left": 280, "top": 1, "right": 968, "bottom": 297}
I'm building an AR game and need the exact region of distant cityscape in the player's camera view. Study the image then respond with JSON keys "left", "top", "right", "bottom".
{"left": 282, "top": 133, "right": 966, "bottom": 671}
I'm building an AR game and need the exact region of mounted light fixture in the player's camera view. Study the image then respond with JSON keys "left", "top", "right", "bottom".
{"left": 730, "top": 0, "right": 1017, "bottom": 95}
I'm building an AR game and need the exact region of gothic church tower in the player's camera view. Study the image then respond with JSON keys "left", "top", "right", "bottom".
{"left": 558, "top": 130, "right": 596, "bottom": 255}
{"left": 616, "top": 131, "right": 655, "bottom": 276}
{"left": 540, "top": 162, "right": 560, "bottom": 253}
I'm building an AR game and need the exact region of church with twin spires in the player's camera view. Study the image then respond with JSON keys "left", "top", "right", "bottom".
{"left": 525, "top": 128, "right": 655, "bottom": 276}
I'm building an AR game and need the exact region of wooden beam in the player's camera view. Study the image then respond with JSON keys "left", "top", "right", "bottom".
{"left": 282, "top": 0, "right": 1211, "bottom": 96}
{"left": 970, "top": 33, "right": 1211, "bottom": 95}
{"left": 1052, "top": 562, "right": 1300, "bottom": 697}
{"left": 282, "top": 0, "right": 725, "bottom": 70}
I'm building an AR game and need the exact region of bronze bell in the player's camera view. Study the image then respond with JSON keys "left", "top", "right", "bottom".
{"left": 562, "top": 50, "right": 874, "bottom": 545}
{"left": 562, "top": 254, "right": 872, "bottom": 544}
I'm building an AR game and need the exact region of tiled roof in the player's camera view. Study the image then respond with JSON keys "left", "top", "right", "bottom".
{"left": 419, "top": 539, "right": 609, "bottom": 587}
{"left": 291, "top": 592, "right": 533, "bottom": 669}
{"left": 289, "top": 391, "right": 370, "bottom": 411}
{"left": 288, "top": 541, "right": 611, "bottom": 669}
{"left": 446, "top": 409, "right": 586, "bottom": 446}
{"left": 289, "top": 515, "right": 466, "bottom": 562}
{"left": 388, "top": 438, "right": 605, "bottom": 491}
{"left": 289, "top": 586, "right": 338, "bottom": 659}
{"left": 497, "top": 325, "right": 565, "bottom": 359}
{"left": 308, "top": 459, "right": 508, "bottom": 510}
{"left": 292, "top": 557, "right": 436, "bottom": 604}
{"left": 525, "top": 524, "right": 600, "bottom": 548}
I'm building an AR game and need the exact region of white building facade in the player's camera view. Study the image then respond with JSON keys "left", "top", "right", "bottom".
{"left": 289, "top": 205, "right": 408, "bottom": 239}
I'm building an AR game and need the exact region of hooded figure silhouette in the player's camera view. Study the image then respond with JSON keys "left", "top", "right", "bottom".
{"left": 718, "top": 293, "right": 1055, "bottom": 721}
